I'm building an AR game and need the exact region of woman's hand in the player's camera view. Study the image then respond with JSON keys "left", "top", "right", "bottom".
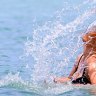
{"left": 54, "top": 77, "right": 71, "bottom": 83}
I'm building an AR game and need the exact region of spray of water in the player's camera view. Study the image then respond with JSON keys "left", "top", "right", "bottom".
{"left": 22, "top": 1, "right": 96, "bottom": 84}
{"left": 0, "top": 1, "right": 95, "bottom": 96}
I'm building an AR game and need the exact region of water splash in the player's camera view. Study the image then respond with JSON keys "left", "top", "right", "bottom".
{"left": 0, "top": 73, "right": 94, "bottom": 96}
{"left": 0, "top": 73, "right": 75, "bottom": 95}
{"left": 22, "top": 1, "right": 96, "bottom": 84}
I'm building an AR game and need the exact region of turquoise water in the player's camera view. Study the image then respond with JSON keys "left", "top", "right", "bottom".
{"left": 0, "top": 0, "right": 96, "bottom": 96}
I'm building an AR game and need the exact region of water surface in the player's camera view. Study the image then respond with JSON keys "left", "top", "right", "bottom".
{"left": 0, "top": 0, "right": 96, "bottom": 96}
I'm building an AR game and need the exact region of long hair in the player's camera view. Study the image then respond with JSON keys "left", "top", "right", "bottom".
{"left": 85, "top": 26, "right": 96, "bottom": 54}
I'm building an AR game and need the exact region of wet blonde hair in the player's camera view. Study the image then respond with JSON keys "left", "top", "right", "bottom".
{"left": 82, "top": 25, "right": 96, "bottom": 42}
{"left": 85, "top": 25, "right": 96, "bottom": 53}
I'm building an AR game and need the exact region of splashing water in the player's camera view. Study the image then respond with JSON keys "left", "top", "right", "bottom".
{"left": 22, "top": 1, "right": 96, "bottom": 84}
{"left": 0, "top": 0, "right": 96, "bottom": 96}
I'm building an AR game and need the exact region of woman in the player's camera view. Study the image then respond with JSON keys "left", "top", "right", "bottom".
{"left": 54, "top": 25, "right": 96, "bottom": 84}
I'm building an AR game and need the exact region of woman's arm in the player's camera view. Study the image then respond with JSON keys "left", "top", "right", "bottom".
{"left": 54, "top": 53, "right": 83, "bottom": 83}
{"left": 68, "top": 53, "right": 83, "bottom": 79}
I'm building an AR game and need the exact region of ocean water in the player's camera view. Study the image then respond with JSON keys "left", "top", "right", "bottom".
{"left": 0, "top": 0, "right": 96, "bottom": 96}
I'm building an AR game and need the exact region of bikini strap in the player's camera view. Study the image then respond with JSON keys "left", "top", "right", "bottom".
{"left": 79, "top": 54, "right": 83, "bottom": 63}
{"left": 76, "top": 54, "right": 84, "bottom": 68}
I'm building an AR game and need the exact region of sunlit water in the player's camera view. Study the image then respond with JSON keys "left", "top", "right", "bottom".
{"left": 0, "top": 0, "right": 96, "bottom": 96}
